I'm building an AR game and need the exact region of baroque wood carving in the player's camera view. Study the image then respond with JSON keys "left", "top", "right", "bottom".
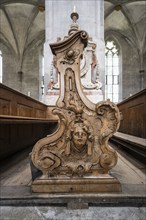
{"left": 31, "top": 27, "right": 121, "bottom": 192}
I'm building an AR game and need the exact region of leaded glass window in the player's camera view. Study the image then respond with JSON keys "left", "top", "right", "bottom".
{"left": 41, "top": 55, "right": 44, "bottom": 95}
{"left": 105, "top": 41, "right": 119, "bottom": 103}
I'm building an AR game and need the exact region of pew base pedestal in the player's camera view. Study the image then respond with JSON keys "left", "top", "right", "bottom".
{"left": 31, "top": 175, "right": 122, "bottom": 193}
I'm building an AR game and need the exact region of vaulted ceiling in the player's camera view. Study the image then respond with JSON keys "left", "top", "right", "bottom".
{"left": 105, "top": 0, "right": 146, "bottom": 54}
{"left": 0, "top": 0, "right": 45, "bottom": 57}
{"left": 0, "top": 0, "right": 146, "bottom": 57}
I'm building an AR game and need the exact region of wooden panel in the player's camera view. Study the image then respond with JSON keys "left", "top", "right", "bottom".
{"left": 128, "top": 103, "right": 144, "bottom": 137}
{"left": 35, "top": 108, "right": 46, "bottom": 118}
{"left": 0, "top": 122, "right": 58, "bottom": 161}
{"left": 17, "top": 104, "right": 33, "bottom": 117}
{"left": 0, "top": 98, "right": 11, "bottom": 115}
{"left": 0, "top": 83, "right": 48, "bottom": 119}
{"left": 118, "top": 89, "right": 146, "bottom": 138}
{"left": 0, "top": 124, "right": 10, "bottom": 145}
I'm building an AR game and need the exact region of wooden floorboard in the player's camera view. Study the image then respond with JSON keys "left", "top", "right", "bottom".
{"left": 0, "top": 146, "right": 146, "bottom": 206}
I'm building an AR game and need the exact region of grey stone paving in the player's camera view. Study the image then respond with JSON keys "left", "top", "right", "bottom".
{"left": 0, "top": 206, "right": 146, "bottom": 220}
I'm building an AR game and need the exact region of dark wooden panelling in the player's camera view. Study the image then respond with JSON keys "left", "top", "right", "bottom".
{"left": 117, "top": 89, "right": 146, "bottom": 138}
{"left": 0, "top": 122, "right": 58, "bottom": 160}
{"left": 17, "top": 104, "right": 33, "bottom": 117}
{"left": 0, "top": 83, "right": 58, "bottom": 160}
{"left": 0, "top": 98, "right": 11, "bottom": 115}
{"left": 36, "top": 108, "right": 46, "bottom": 118}
{"left": 0, "top": 83, "right": 48, "bottom": 118}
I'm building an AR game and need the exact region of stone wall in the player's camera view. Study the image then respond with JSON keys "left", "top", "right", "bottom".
{"left": 121, "top": 37, "right": 141, "bottom": 99}
{"left": 0, "top": 41, "right": 44, "bottom": 100}
{"left": 22, "top": 46, "right": 42, "bottom": 100}
{"left": 143, "top": 51, "right": 146, "bottom": 89}
{"left": 1, "top": 43, "right": 19, "bottom": 91}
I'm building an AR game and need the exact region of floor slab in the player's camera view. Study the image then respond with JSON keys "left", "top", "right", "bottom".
{"left": 1, "top": 206, "right": 146, "bottom": 220}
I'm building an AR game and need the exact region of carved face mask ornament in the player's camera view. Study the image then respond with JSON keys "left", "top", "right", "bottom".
{"left": 72, "top": 125, "right": 88, "bottom": 151}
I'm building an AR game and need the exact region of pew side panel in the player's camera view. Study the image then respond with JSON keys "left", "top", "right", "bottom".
{"left": 117, "top": 89, "right": 146, "bottom": 139}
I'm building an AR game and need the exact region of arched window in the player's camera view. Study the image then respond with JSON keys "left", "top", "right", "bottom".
{"left": 105, "top": 41, "right": 120, "bottom": 103}
{"left": 41, "top": 55, "right": 44, "bottom": 95}
{"left": 0, "top": 50, "right": 2, "bottom": 83}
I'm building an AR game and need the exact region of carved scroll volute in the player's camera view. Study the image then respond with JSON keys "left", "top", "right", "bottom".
{"left": 50, "top": 31, "right": 95, "bottom": 110}
{"left": 31, "top": 109, "right": 67, "bottom": 177}
{"left": 95, "top": 101, "right": 121, "bottom": 171}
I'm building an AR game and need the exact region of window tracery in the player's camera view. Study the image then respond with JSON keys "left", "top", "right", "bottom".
{"left": 105, "top": 41, "right": 119, "bottom": 103}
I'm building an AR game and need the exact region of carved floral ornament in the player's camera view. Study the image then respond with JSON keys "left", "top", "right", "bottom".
{"left": 31, "top": 29, "right": 121, "bottom": 182}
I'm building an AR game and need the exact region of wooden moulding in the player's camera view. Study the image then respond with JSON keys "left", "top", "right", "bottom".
{"left": 32, "top": 175, "right": 121, "bottom": 193}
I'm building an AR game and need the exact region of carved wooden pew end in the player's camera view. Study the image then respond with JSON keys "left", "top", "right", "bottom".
{"left": 31, "top": 27, "right": 121, "bottom": 193}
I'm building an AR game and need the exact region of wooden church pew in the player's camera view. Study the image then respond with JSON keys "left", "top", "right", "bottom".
{"left": 110, "top": 89, "right": 146, "bottom": 163}
{"left": 0, "top": 83, "right": 58, "bottom": 160}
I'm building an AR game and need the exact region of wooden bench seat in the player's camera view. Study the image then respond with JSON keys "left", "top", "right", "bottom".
{"left": 111, "top": 132, "right": 146, "bottom": 164}
{"left": 0, "top": 114, "right": 57, "bottom": 124}
{"left": 114, "top": 132, "right": 146, "bottom": 147}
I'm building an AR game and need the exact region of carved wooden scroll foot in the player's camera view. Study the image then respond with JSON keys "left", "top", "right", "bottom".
{"left": 31, "top": 30, "right": 121, "bottom": 193}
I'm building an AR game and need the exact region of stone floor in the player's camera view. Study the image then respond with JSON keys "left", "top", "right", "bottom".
{"left": 1, "top": 206, "right": 146, "bottom": 220}
{"left": 0, "top": 146, "right": 146, "bottom": 220}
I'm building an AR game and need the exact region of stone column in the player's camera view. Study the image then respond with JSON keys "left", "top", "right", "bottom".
{"left": 44, "top": 0, "right": 105, "bottom": 102}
